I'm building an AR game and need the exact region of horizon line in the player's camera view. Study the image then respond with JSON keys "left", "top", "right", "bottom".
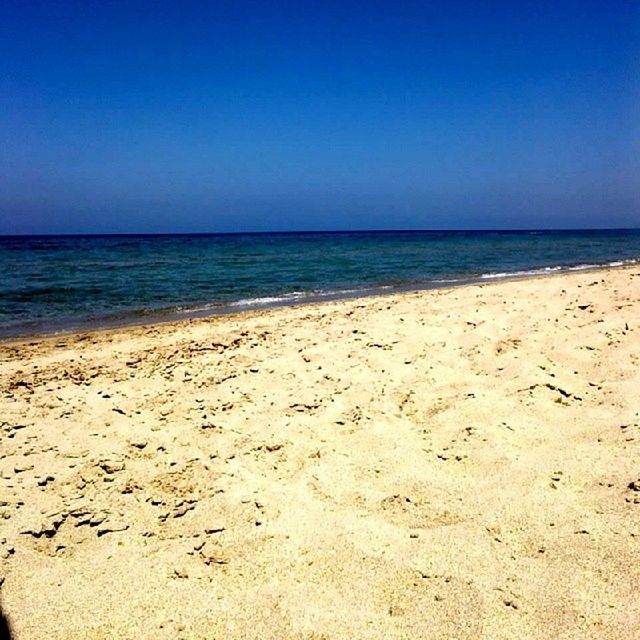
{"left": 2, "top": 227, "right": 640, "bottom": 238}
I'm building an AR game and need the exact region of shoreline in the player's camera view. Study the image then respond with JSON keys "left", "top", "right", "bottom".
{"left": 2, "top": 259, "right": 637, "bottom": 345}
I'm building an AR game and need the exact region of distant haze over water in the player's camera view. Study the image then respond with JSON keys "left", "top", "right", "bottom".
{"left": 1, "top": 230, "right": 639, "bottom": 338}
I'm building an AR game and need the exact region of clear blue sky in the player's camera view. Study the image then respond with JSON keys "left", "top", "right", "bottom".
{"left": 1, "top": 0, "right": 639, "bottom": 234}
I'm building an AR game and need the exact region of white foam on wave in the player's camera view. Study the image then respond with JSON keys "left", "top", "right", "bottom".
{"left": 567, "top": 263, "right": 598, "bottom": 271}
{"left": 479, "top": 267, "right": 556, "bottom": 280}
{"left": 431, "top": 277, "right": 468, "bottom": 284}
{"left": 479, "top": 258, "right": 638, "bottom": 281}
{"left": 228, "top": 285, "right": 396, "bottom": 307}
{"left": 229, "top": 292, "right": 308, "bottom": 307}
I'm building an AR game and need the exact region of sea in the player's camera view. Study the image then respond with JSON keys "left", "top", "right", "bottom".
{"left": 1, "top": 229, "right": 639, "bottom": 338}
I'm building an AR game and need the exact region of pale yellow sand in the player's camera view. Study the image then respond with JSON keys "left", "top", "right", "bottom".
{"left": 1, "top": 266, "right": 639, "bottom": 639}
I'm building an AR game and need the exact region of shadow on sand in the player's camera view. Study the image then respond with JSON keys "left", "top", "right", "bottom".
{"left": 0, "top": 603, "right": 13, "bottom": 640}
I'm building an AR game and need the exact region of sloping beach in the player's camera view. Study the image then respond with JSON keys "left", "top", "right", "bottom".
{"left": 1, "top": 265, "right": 639, "bottom": 639}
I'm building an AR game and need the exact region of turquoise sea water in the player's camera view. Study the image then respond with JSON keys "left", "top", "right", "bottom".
{"left": 1, "top": 230, "right": 639, "bottom": 338}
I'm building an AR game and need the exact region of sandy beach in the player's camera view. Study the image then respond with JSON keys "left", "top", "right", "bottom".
{"left": 1, "top": 265, "right": 639, "bottom": 639}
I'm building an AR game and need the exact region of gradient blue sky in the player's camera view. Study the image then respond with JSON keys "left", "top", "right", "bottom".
{"left": 1, "top": 0, "right": 639, "bottom": 234}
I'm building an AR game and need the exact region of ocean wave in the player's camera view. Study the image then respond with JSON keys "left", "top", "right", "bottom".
{"left": 479, "top": 258, "right": 637, "bottom": 281}
{"left": 228, "top": 293, "right": 307, "bottom": 307}
{"left": 227, "top": 286, "right": 386, "bottom": 307}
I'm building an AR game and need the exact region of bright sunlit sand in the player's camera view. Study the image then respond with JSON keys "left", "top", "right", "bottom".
{"left": 1, "top": 265, "right": 639, "bottom": 639}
